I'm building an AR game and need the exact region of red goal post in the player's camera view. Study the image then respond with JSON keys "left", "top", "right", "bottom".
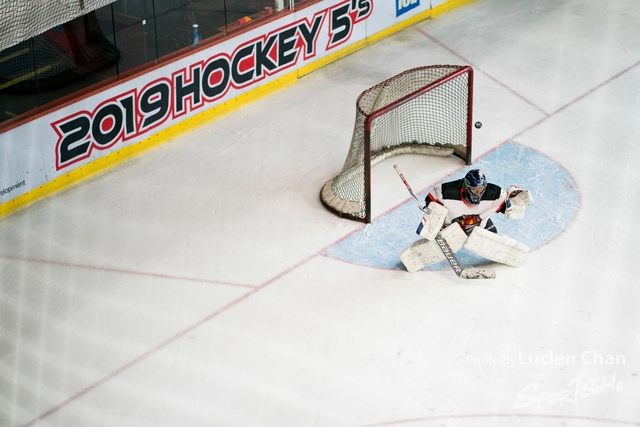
{"left": 320, "top": 65, "right": 474, "bottom": 223}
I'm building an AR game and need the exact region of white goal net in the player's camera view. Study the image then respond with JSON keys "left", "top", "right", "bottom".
{"left": 320, "top": 65, "right": 474, "bottom": 222}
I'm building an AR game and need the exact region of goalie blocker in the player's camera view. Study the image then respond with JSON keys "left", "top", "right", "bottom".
{"left": 416, "top": 202, "right": 448, "bottom": 240}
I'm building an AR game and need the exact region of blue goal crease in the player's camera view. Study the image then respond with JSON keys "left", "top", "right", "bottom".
{"left": 323, "top": 141, "right": 580, "bottom": 271}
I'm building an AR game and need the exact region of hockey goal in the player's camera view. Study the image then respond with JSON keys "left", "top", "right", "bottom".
{"left": 320, "top": 65, "right": 474, "bottom": 223}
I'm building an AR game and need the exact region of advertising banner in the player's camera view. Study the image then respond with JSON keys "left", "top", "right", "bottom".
{"left": 0, "top": 0, "right": 461, "bottom": 213}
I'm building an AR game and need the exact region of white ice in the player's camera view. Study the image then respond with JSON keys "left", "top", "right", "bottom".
{"left": 2, "top": 0, "right": 640, "bottom": 426}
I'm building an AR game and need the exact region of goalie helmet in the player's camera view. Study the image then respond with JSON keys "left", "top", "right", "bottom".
{"left": 463, "top": 169, "right": 487, "bottom": 205}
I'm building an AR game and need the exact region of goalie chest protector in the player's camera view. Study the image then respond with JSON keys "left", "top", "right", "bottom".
{"left": 427, "top": 179, "right": 507, "bottom": 230}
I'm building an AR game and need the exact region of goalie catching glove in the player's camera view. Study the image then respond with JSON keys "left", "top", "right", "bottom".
{"left": 504, "top": 185, "right": 533, "bottom": 220}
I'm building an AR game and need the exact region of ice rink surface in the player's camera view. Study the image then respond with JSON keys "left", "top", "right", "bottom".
{"left": 2, "top": 0, "right": 640, "bottom": 426}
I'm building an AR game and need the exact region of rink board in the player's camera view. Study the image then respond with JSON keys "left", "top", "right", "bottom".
{"left": 0, "top": 0, "right": 474, "bottom": 217}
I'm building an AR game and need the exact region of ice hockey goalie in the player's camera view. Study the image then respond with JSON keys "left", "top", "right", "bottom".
{"left": 400, "top": 169, "right": 533, "bottom": 272}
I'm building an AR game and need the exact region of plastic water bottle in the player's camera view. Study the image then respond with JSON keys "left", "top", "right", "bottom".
{"left": 192, "top": 24, "right": 200, "bottom": 46}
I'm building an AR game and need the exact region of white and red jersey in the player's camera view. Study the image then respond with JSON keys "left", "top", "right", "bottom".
{"left": 425, "top": 179, "right": 508, "bottom": 230}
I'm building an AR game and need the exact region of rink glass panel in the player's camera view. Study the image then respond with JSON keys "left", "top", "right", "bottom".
{"left": 0, "top": 0, "right": 306, "bottom": 126}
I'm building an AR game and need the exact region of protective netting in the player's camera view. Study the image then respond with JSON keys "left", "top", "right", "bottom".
{"left": 0, "top": 12, "right": 118, "bottom": 92}
{"left": 321, "top": 65, "right": 473, "bottom": 222}
{"left": 0, "top": 0, "right": 117, "bottom": 52}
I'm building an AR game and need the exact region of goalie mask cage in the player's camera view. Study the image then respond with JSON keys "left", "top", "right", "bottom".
{"left": 320, "top": 65, "right": 474, "bottom": 223}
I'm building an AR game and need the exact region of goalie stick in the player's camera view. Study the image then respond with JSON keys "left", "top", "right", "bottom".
{"left": 393, "top": 164, "right": 496, "bottom": 280}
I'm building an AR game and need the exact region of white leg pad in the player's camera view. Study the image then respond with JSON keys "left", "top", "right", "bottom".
{"left": 400, "top": 223, "right": 467, "bottom": 272}
{"left": 463, "top": 226, "right": 529, "bottom": 267}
